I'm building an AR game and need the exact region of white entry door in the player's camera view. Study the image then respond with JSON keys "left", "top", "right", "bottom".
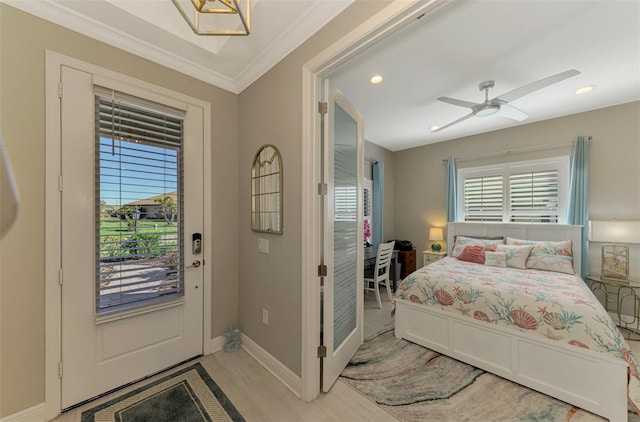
{"left": 59, "top": 65, "right": 204, "bottom": 408}
{"left": 322, "top": 80, "right": 364, "bottom": 391}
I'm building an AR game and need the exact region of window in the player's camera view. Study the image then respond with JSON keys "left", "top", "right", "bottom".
{"left": 95, "top": 87, "right": 185, "bottom": 312}
{"left": 457, "top": 157, "right": 569, "bottom": 223}
{"left": 334, "top": 186, "right": 357, "bottom": 222}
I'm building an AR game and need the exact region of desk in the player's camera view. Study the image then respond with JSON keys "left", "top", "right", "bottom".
{"left": 364, "top": 246, "right": 400, "bottom": 291}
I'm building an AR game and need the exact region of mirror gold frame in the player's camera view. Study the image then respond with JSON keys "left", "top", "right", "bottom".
{"left": 251, "top": 144, "right": 283, "bottom": 234}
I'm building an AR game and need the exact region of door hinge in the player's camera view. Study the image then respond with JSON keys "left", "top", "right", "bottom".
{"left": 317, "top": 183, "right": 327, "bottom": 195}
{"left": 58, "top": 81, "right": 63, "bottom": 98}
{"left": 317, "top": 344, "right": 327, "bottom": 358}
{"left": 318, "top": 102, "right": 327, "bottom": 115}
{"left": 317, "top": 264, "right": 327, "bottom": 277}
{"left": 59, "top": 175, "right": 63, "bottom": 192}
{"left": 58, "top": 268, "right": 63, "bottom": 285}
{"left": 58, "top": 361, "right": 63, "bottom": 378}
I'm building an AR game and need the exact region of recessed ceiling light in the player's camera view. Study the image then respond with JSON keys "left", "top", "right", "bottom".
{"left": 430, "top": 125, "right": 440, "bottom": 132}
{"left": 370, "top": 75, "right": 383, "bottom": 84}
{"left": 576, "top": 85, "right": 596, "bottom": 94}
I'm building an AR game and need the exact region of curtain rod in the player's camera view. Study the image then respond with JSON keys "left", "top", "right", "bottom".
{"left": 365, "top": 158, "right": 378, "bottom": 164}
{"left": 441, "top": 136, "right": 592, "bottom": 163}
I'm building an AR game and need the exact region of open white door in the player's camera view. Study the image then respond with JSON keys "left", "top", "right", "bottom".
{"left": 321, "top": 80, "right": 364, "bottom": 391}
{"left": 59, "top": 65, "right": 204, "bottom": 408}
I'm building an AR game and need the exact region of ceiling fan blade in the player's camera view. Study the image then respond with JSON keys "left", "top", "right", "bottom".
{"left": 495, "top": 69, "right": 581, "bottom": 103}
{"left": 436, "top": 96, "right": 478, "bottom": 109}
{"left": 499, "top": 104, "right": 528, "bottom": 122}
{"left": 431, "top": 112, "right": 474, "bottom": 133}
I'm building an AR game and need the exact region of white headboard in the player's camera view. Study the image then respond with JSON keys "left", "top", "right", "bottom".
{"left": 447, "top": 222, "right": 583, "bottom": 277}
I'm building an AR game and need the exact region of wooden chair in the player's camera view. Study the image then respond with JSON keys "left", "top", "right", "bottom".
{"left": 364, "top": 241, "right": 395, "bottom": 309}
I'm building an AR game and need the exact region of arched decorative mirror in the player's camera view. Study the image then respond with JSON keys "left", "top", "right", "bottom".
{"left": 251, "top": 144, "right": 283, "bottom": 234}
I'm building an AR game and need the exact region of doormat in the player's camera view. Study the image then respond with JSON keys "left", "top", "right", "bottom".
{"left": 81, "top": 363, "right": 245, "bottom": 422}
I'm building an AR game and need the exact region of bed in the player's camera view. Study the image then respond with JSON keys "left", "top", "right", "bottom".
{"left": 394, "top": 222, "right": 639, "bottom": 421}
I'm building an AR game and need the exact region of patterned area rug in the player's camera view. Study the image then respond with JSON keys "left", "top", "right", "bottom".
{"left": 81, "top": 363, "right": 244, "bottom": 422}
{"left": 340, "top": 329, "right": 637, "bottom": 421}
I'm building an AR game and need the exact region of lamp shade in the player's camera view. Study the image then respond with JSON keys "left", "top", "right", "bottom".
{"left": 429, "top": 227, "right": 444, "bottom": 241}
{"left": 588, "top": 220, "right": 640, "bottom": 244}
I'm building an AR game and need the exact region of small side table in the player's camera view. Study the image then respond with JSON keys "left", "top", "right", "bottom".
{"left": 423, "top": 250, "right": 447, "bottom": 267}
{"left": 586, "top": 274, "right": 640, "bottom": 341}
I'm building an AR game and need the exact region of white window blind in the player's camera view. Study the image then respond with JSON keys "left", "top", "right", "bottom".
{"left": 95, "top": 87, "right": 185, "bottom": 313}
{"left": 458, "top": 156, "right": 569, "bottom": 224}
{"left": 509, "top": 169, "right": 560, "bottom": 223}
{"left": 463, "top": 175, "right": 504, "bottom": 222}
{"left": 335, "top": 186, "right": 357, "bottom": 222}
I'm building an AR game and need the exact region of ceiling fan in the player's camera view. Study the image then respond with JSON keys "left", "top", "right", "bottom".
{"left": 432, "top": 69, "right": 581, "bottom": 132}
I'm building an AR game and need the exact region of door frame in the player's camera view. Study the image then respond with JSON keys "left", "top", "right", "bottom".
{"left": 44, "top": 51, "right": 213, "bottom": 421}
{"left": 300, "top": 0, "right": 448, "bottom": 402}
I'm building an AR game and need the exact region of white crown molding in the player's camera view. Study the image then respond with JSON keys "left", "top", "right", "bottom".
{"left": 4, "top": 0, "right": 238, "bottom": 92}
{"left": 4, "top": 0, "right": 354, "bottom": 94}
{"left": 233, "top": 0, "right": 354, "bottom": 92}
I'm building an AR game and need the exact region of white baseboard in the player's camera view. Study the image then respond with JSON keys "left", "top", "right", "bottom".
{"left": 240, "top": 333, "right": 302, "bottom": 398}
{"left": 207, "top": 334, "right": 227, "bottom": 355}
{"left": 0, "top": 403, "right": 45, "bottom": 422}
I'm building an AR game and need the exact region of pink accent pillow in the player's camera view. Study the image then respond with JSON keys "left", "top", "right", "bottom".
{"left": 457, "top": 245, "right": 486, "bottom": 264}
{"left": 451, "top": 236, "right": 504, "bottom": 257}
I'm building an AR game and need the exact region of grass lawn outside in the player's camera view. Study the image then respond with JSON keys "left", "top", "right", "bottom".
{"left": 100, "top": 218, "right": 178, "bottom": 236}
{"left": 98, "top": 218, "right": 181, "bottom": 310}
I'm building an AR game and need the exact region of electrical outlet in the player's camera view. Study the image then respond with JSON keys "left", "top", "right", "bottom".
{"left": 262, "top": 308, "right": 269, "bottom": 325}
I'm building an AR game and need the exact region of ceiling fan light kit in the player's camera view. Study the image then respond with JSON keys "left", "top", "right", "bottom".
{"left": 433, "top": 69, "right": 581, "bottom": 132}
{"left": 172, "top": 0, "right": 251, "bottom": 36}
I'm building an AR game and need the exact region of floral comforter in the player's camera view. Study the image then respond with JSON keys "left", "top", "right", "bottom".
{"left": 395, "top": 257, "right": 640, "bottom": 413}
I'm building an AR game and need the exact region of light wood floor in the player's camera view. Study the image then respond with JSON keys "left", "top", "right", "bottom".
{"left": 53, "top": 295, "right": 396, "bottom": 422}
{"left": 52, "top": 349, "right": 396, "bottom": 422}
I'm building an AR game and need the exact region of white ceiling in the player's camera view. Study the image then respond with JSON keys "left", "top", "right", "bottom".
{"left": 331, "top": 0, "right": 640, "bottom": 151}
{"left": 6, "top": 0, "right": 640, "bottom": 152}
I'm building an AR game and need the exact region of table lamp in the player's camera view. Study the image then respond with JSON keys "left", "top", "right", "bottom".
{"left": 589, "top": 220, "right": 640, "bottom": 282}
{"left": 429, "top": 227, "right": 444, "bottom": 252}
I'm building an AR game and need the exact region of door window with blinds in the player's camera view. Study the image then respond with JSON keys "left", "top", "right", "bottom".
{"left": 95, "top": 87, "right": 185, "bottom": 313}
{"left": 457, "top": 156, "right": 570, "bottom": 223}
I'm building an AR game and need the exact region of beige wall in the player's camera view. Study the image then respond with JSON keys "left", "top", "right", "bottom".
{"left": 365, "top": 140, "right": 395, "bottom": 242}
{"left": 238, "top": 1, "right": 392, "bottom": 376}
{"left": 0, "top": 4, "right": 240, "bottom": 417}
{"left": 393, "top": 101, "right": 640, "bottom": 269}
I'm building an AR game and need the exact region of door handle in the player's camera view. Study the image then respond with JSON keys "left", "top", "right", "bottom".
{"left": 186, "top": 260, "right": 201, "bottom": 268}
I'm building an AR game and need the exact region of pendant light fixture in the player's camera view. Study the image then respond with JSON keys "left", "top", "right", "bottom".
{"left": 172, "top": 0, "right": 250, "bottom": 36}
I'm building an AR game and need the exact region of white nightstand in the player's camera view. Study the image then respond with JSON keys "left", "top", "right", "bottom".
{"left": 422, "top": 250, "right": 446, "bottom": 266}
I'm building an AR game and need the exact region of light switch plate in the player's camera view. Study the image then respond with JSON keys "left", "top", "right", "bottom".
{"left": 258, "top": 238, "right": 269, "bottom": 254}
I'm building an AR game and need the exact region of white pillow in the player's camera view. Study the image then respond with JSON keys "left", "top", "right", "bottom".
{"left": 485, "top": 251, "right": 507, "bottom": 268}
{"left": 505, "top": 238, "right": 575, "bottom": 274}
{"left": 496, "top": 245, "right": 534, "bottom": 269}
